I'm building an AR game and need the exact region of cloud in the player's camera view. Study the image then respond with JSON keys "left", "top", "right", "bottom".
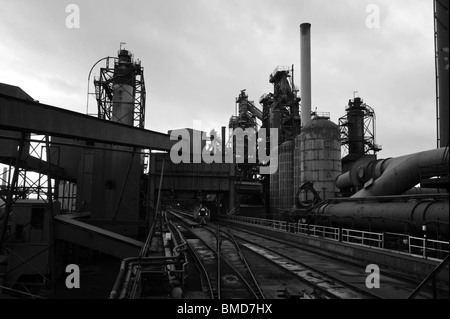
{"left": 0, "top": 0, "right": 438, "bottom": 159}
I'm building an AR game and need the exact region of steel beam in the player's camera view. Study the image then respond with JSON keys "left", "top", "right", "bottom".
{"left": 0, "top": 94, "right": 174, "bottom": 151}
{"left": 53, "top": 215, "right": 144, "bottom": 259}
{"left": 0, "top": 156, "right": 66, "bottom": 179}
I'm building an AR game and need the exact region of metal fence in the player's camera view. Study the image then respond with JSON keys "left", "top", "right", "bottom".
{"left": 409, "top": 236, "right": 449, "bottom": 260}
{"left": 225, "top": 215, "right": 449, "bottom": 260}
{"left": 289, "top": 223, "right": 340, "bottom": 241}
{"left": 341, "top": 229, "right": 384, "bottom": 248}
{"left": 230, "top": 215, "right": 287, "bottom": 231}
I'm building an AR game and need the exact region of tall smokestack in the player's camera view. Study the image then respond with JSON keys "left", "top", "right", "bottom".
{"left": 300, "top": 23, "right": 312, "bottom": 127}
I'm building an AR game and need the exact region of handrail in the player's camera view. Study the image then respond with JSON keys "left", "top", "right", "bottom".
{"left": 408, "top": 254, "right": 449, "bottom": 299}
{"left": 224, "top": 215, "right": 449, "bottom": 260}
{"left": 109, "top": 255, "right": 181, "bottom": 299}
{"left": 342, "top": 228, "right": 383, "bottom": 248}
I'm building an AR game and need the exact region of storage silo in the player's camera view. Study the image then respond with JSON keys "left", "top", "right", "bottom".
{"left": 278, "top": 140, "right": 294, "bottom": 210}
{"left": 298, "top": 117, "right": 341, "bottom": 203}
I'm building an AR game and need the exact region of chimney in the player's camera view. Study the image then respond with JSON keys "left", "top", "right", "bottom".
{"left": 300, "top": 23, "right": 312, "bottom": 127}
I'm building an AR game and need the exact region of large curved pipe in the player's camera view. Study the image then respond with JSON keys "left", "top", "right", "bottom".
{"left": 336, "top": 157, "right": 391, "bottom": 189}
{"left": 316, "top": 196, "right": 449, "bottom": 239}
{"left": 336, "top": 148, "right": 448, "bottom": 197}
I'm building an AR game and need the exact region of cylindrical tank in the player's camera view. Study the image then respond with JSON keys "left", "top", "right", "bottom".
{"left": 279, "top": 140, "right": 294, "bottom": 210}
{"left": 269, "top": 146, "right": 279, "bottom": 214}
{"left": 298, "top": 118, "right": 341, "bottom": 202}
{"left": 112, "top": 50, "right": 135, "bottom": 126}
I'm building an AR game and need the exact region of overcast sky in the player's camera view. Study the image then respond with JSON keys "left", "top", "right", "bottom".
{"left": 0, "top": 0, "right": 437, "bottom": 158}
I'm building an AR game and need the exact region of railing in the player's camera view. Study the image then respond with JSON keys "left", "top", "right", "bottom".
{"left": 341, "top": 229, "right": 383, "bottom": 248}
{"left": 224, "top": 216, "right": 449, "bottom": 260}
{"left": 409, "top": 236, "right": 449, "bottom": 260}
{"left": 229, "top": 215, "right": 287, "bottom": 231}
{"left": 312, "top": 112, "right": 331, "bottom": 120}
{"left": 408, "top": 255, "right": 449, "bottom": 299}
{"left": 290, "top": 223, "right": 340, "bottom": 241}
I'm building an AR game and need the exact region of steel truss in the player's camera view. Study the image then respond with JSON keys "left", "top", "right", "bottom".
{"left": 338, "top": 103, "right": 381, "bottom": 158}
{"left": 93, "top": 57, "right": 146, "bottom": 129}
{"left": 0, "top": 133, "right": 56, "bottom": 298}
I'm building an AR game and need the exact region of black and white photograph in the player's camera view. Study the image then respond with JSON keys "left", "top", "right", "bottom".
{"left": 0, "top": 0, "right": 448, "bottom": 311}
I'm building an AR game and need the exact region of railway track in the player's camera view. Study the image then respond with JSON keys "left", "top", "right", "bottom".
{"left": 168, "top": 211, "right": 265, "bottom": 299}
{"left": 169, "top": 209, "right": 445, "bottom": 299}
{"left": 230, "top": 230, "right": 378, "bottom": 299}
{"left": 206, "top": 224, "right": 265, "bottom": 299}
{"left": 223, "top": 224, "right": 442, "bottom": 299}
{"left": 167, "top": 210, "right": 377, "bottom": 299}
{"left": 213, "top": 222, "right": 378, "bottom": 299}
{"left": 168, "top": 209, "right": 440, "bottom": 299}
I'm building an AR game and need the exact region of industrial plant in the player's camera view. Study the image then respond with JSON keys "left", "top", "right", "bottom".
{"left": 0, "top": 1, "right": 448, "bottom": 300}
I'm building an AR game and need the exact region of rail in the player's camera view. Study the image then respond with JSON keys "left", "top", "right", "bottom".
{"left": 408, "top": 254, "right": 449, "bottom": 299}
{"left": 409, "top": 236, "right": 449, "bottom": 260}
{"left": 221, "top": 226, "right": 265, "bottom": 299}
{"left": 312, "top": 111, "right": 330, "bottom": 119}
{"left": 289, "top": 222, "right": 340, "bottom": 241}
{"left": 228, "top": 215, "right": 287, "bottom": 231}
{"left": 224, "top": 216, "right": 449, "bottom": 261}
{"left": 341, "top": 229, "right": 383, "bottom": 248}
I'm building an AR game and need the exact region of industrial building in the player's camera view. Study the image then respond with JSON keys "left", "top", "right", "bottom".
{"left": 0, "top": 1, "right": 448, "bottom": 300}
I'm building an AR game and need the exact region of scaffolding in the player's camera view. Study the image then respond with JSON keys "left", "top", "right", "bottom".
{"left": 339, "top": 101, "right": 382, "bottom": 158}
{"left": 93, "top": 54, "right": 146, "bottom": 129}
{"left": 0, "top": 133, "right": 57, "bottom": 297}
